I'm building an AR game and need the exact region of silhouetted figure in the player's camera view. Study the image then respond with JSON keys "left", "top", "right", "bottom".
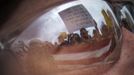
{"left": 71, "top": 33, "right": 81, "bottom": 44}
{"left": 101, "top": 25, "right": 109, "bottom": 37}
{"left": 60, "top": 40, "right": 69, "bottom": 46}
{"left": 101, "top": 24, "right": 114, "bottom": 39}
{"left": 92, "top": 29, "right": 101, "bottom": 42}
{"left": 58, "top": 32, "right": 68, "bottom": 45}
{"left": 67, "top": 33, "right": 74, "bottom": 45}
{"left": 80, "top": 28, "right": 91, "bottom": 43}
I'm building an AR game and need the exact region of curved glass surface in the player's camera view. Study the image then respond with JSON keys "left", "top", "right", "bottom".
{"left": 0, "top": 0, "right": 122, "bottom": 74}
{"left": 121, "top": 4, "right": 134, "bottom": 32}
{"left": 113, "top": 2, "right": 134, "bottom": 32}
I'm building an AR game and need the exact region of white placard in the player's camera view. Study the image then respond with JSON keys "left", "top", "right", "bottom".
{"left": 59, "top": 4, "right": 96, "bottom": 33}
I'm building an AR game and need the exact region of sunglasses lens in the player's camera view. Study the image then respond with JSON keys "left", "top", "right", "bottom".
{"left": 0, "top": 0, "right": 122, "bottom": 74}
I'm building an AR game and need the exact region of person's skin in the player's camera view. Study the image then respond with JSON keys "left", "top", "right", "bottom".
{"left": 0, "top": 0, "right": 134, "bottom": 75}
{"left": 105, "top": 28, "right": 134, "bottom": 75}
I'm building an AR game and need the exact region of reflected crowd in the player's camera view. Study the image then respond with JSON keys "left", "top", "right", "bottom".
{"left": 12, "top": 24, "right": 115, "bottom": 57}
{"left": 0, "top": 24, "right": 116, "bottom": 75}
{"left": 58, "top": 25, "right": 114, "bottom": 47}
